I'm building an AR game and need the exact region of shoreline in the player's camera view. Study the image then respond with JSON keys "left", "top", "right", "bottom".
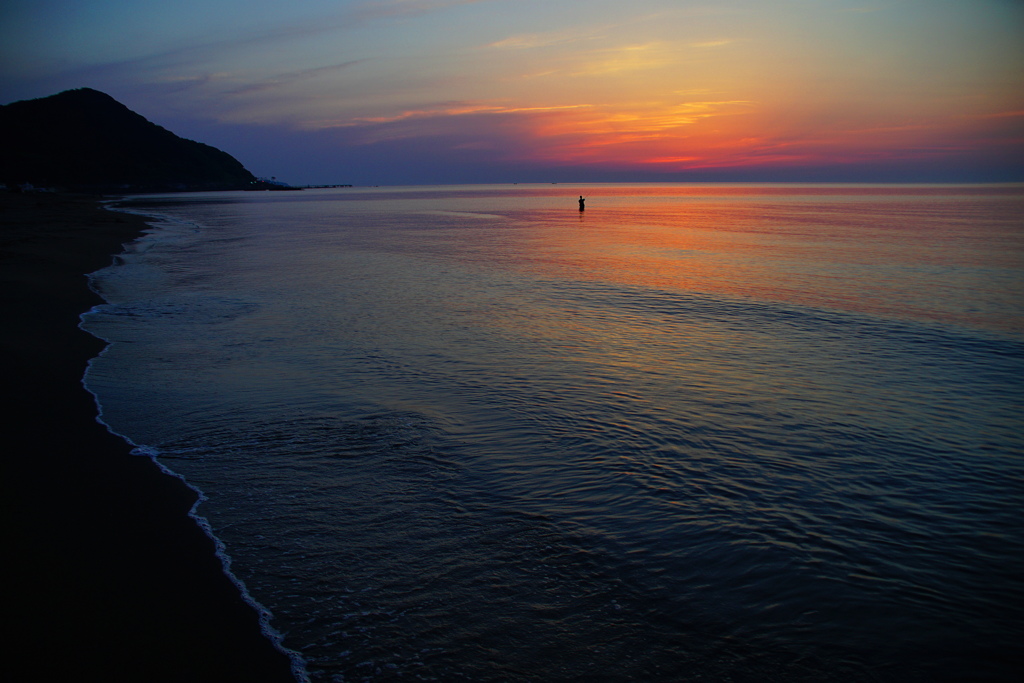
{"left": 0, "top": 190, "right": 296, "bottom": 681}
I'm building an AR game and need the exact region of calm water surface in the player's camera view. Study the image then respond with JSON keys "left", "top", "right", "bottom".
{"left": 83, "top": 184, "right": 1024, "bottom": 681}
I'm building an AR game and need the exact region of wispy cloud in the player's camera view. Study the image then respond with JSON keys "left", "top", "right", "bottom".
{"left": 520, "top": 100, "right": 757, "bottom": 161}
{"left": 222, "top": 61, "right": 365, "bottom": 97}
{"left": 319, "top": 101, "right": 595, "bottom": 127}
{"left": 485, "top": 10, "right": 672, "bottom": 53}
{"left": 689, "top": 39, "right": 733, "bottom": 48}
{"left": 569, "top": 42, "right": 676, "bottom": 76}
{"left": 8, "top": 0, "right": 487, "bottom": 98}
{"left": 488, "top": 28, "right": 606, "bottom": 50}
{"left": 352, "top": 0, "right": 495, "bottom": 21}
{"left": 966, "top": 109, "right": 1024, "bottom": 120}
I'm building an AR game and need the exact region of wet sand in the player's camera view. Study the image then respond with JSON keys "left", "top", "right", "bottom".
{"left": 0, "top": 190, "right": 297, "bottom": 682}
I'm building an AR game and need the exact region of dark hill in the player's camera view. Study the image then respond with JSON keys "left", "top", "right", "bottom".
{"left": 0, "top": 88, "right": 261, "bottom": 192}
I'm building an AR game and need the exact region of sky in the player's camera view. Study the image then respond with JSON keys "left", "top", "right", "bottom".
{"left": 1, "top": 0, "right": 1022, "bottom": 185}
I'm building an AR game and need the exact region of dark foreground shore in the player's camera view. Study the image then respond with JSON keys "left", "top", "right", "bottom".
{"left": 0, "top": 191, "right": 296, "bottom": 682}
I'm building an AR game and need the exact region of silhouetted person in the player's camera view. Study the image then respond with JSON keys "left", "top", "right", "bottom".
{"left": 578, "top": 195, "right": 586, "bottom": 211}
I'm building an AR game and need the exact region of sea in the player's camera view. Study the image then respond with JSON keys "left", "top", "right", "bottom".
{"left": 81, "top": 184, "right": 1023, "bottom": 682}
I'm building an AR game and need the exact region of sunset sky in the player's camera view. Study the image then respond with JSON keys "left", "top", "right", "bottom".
{"left": 2, "top": 0, "right": 1022, "bottom": 185}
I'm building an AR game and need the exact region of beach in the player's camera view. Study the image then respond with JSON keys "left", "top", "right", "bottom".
{"left": 0, "top": 190, "right": 295, "bottom": 682}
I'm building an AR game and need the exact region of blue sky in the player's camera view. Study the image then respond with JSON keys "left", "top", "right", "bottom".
{"left": 2, "top": 0, "right": 1022, "bottom": 185}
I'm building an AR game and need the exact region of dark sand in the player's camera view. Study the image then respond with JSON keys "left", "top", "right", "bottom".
{"left": 1, "top": 190, "right": 297, "bottom": 682}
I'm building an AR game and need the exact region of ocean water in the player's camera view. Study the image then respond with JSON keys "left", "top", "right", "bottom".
{"left": 81, "top": 184, "right": 1024, "bottom": 682}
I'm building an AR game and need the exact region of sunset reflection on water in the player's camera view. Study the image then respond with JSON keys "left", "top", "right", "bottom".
{"left": 497, "top": 184, "right": 1024, "bottom": 335}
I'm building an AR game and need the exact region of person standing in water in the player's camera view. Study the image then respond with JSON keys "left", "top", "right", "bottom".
{"left": 578, "top": 195, "right": 586, "bottom": 211}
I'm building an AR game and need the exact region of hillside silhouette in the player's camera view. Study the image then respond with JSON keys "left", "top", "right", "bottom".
{"left": 1, "top": 88, "right": 265, "bottom": 192}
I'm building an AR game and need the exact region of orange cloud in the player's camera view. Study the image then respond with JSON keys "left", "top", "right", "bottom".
{"left": 507, "top": 100, "right": 760, "bottom": 166}
{"left": 348, "top": 102, "right": 594, "bottom": 125}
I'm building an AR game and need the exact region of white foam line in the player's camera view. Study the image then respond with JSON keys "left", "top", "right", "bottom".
{"left": 78, "top": 208, "right": 311, "bottom": 683}
{"left": 79, "top": 318, "right": 311, "bottom": 683}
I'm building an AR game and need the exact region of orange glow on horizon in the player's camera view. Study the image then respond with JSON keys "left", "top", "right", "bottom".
{"left": 499, "top": 101, "right": 1024, "bottom": 173}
